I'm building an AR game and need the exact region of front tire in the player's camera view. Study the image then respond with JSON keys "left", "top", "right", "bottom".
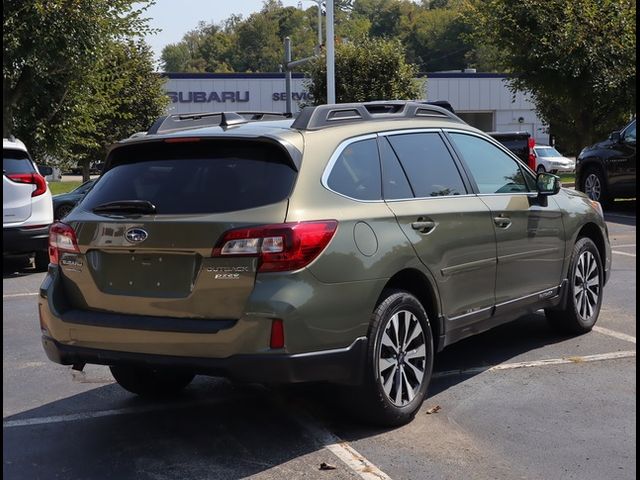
{"left": 545, "top": 237, "right": 604, "bottom": 334}
{"left": 582, "top": 167, "right": 609, "bottom": 204}
{"left": 350, "top": 290, "right": 434, "bottom": 427}
{"left": 110, "top": 365, "right": 195, "bottom": 397}
{"left": 536, "top": 165, "right": 546, "bottom": 174}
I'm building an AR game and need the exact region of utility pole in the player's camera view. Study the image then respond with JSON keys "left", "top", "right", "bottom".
{"left": 283, "top": 37, "right": 319, "bottom": 114}
{"left": 326, "top": 0, "right": 335, "bottom": 104}
{"left": 284, "top": 37, "right": 293, "bottom": 115}
{"left": 316, "top": 1, "right": 322, "bottom": 51}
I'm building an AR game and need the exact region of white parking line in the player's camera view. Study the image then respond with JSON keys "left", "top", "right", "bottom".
{"left": 296, "top": 413, "right": 392, "bottom": 480}
{"left": 433, "top": 350, "right": 636, "bottom": 380}
{"left": 593, "top": 326, "right": 636, "bottom": 344}
{"left": 612, "top": 250, "right": 636, "bottom": 257}
{"left": 3, "top": 391, "right": 394, "bottom": 480}
{"left": 3, "top": 292, "right": 38, "bottom": 299}
{"left": 612, "top": 244, "right": 636, "bottom": 248}
{"left": 2, "top": 397, "right": 241, "bottom": 428}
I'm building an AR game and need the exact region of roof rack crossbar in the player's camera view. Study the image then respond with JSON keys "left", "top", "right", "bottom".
{"left": 291, "top": 100, "right": 462, "bottom": 131}
{"left": 147, "top": 111, "right": 293, "bottom": 135}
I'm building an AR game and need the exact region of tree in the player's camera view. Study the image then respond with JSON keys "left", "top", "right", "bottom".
{"left": 403, "top": 7, "right": 473, "bottom": 72}
{"left": 3, "top": 0, "right": 155, "bottom": 161}
{"left": 468, "top": 0, "right": 636, "bottom": 154}
{"left": 306, "top": 36, "right": 424, "bottom": 104}
{"left": 69, "top": 41, "right": 169, "bottom": 180}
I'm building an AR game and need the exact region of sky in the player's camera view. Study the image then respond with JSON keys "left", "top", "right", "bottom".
{"left": 140, "top": 0, "right": 308, "bottom": 66}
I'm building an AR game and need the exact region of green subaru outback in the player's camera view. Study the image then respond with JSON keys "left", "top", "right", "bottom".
{"left": 39, "top": 102, "right": 611, "bottom": 426}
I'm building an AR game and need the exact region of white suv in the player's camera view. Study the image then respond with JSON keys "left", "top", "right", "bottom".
{"left": 3, "top": 137, "right": 53, "bottom": 270}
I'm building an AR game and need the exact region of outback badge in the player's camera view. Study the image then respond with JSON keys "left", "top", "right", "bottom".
{"left": 125, "top": 228, "right": 148, "bottom": 243}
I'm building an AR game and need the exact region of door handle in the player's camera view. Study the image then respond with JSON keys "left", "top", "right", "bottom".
{"left": 411, "top": 219, "right": 437, "bottom": 234}
{"left": 493, "top": 216, "right": 512, "bottom": 228}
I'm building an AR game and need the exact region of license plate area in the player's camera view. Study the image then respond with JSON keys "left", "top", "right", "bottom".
{"left": 88, "top": 251, "right": 201, "bottom": 298}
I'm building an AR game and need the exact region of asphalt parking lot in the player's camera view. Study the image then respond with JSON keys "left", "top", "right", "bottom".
{"left": 3, "top": 200, "right": 636, "bottom": 480}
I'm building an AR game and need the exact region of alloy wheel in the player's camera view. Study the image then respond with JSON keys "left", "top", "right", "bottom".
{"left": 573, "top": 251, "right": 600, "bottom": 321}
{"left": 377, "top": 310, "right": 427, "bottom": 407}
{"left": 584, "top": 173, "right": 601, "bottom": 201}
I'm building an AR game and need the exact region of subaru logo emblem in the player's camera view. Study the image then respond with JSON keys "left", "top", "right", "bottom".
{"left": 125, "top": 228, "right": 148, "bottom": 243}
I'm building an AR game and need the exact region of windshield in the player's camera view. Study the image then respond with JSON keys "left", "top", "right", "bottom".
{"left": 535, "top": 147, "right": 562, "bottom": 157}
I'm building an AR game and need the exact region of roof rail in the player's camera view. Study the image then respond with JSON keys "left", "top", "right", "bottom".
{"left": 291, "top": 100, "right": 463, "bottom": 131}
{"left": 147, "top": 111, "right": 293, "bottom": 135}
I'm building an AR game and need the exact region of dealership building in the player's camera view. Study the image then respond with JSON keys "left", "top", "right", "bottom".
{"left": 162, "top": 71, "right": 550, "bottom": 145}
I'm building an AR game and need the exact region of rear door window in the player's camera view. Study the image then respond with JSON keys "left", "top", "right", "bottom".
{"left": 449, "top": 133, "right": 533, "bottom": 194}
{"left": 386, "top": 133, "right": 466, "bottom": 197}
{"left": 3, "top": 150, "right": 35, "bottom": 175}
{"left": 326, "top": 138, "right": 382, "bottom": 200}
{"left": 81, "top": 141, "right": 297, "bottom": 215}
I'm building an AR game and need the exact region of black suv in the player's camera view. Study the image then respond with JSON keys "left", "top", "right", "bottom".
{"left": 576, "top": 119, "right": 636, "bottom": 204}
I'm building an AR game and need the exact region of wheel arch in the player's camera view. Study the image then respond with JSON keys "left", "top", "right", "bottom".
{"left": 579, "top": 159, "right": 609, "bottom": 190}
{"left": 378, "top": 268, "right": 444, "bottom": 351}
{"left": 575, "top": 221, "right": 610, "bottom": 285}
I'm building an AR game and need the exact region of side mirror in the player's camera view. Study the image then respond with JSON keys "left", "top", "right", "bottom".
{"left": 609, "top": 131, "right": 621, "bottom": 143}
{"left": 536, "top": 172, "right": 560, "bottom": 196}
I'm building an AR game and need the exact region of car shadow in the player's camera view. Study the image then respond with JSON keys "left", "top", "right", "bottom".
{"left": 286, "top": 313, "right": 580, "bottom": 440}
{"left": 604, "top": 199, "right": 636, "bottom": 226}
{"left": 3, "top": 380, "right": 338, "bottom": 480}
{"left": 2, "top": 256, "right": 45, "bottom": 279}
{"left": 0, "top": 314, "right": 592, "bottom": 479}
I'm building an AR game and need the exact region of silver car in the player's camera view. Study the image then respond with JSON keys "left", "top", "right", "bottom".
{"left": 534, "top": 146, "right": 575, "bottom": 173}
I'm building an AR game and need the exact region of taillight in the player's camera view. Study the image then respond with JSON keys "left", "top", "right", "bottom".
{"left": 7, "top": 173, "right": 47, "bottom": 196}
{"left": 528, "top": 137, "right": 536, "bottom": 170}
{"left": 213, "top": 220, "right": 338, "bottom": 272}
{"left": 48, "top": 222, "right": 80, "bottom": 265}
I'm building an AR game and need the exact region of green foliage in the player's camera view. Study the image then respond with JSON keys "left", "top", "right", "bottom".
{"left": 467, "top": 0, "right": 636, "bottom": 153}
{"left": 161, "top": 2, "right": 319, "bottom": 73}
{"left": 68, "top": 41, "right": 168, "bottom": 175}
{"left": 403, "top": 7, "right": 474, "bottom": 72}
{"left": 49, "top": 181, "right": 82, "bottom": 195}
{"left": 159, "top": 0, "right": 486, "bottom": 74}
{"left": 3, "top": 0, "right": 155, "bottom": 158}
{"left": 306, "top": 37, "right": 424, "bottom": 104}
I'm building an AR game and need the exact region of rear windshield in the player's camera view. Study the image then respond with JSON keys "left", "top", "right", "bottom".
{"left": 3, "top": 149, "right": 35, "bottom": 175}
{"left": 80, "top": 140, "right": 297, "bottom": 215}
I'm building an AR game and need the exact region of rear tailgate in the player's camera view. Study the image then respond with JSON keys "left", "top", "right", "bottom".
{"left": 3, "top": 150, "right": 36, "bottom": 224}
{"left": 59, "top": 138, "right": 298, "bottom": 319}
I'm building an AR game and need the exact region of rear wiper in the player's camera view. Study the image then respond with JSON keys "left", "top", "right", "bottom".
{"left": 92, "top": 200, "right": 157, "bottom": 215}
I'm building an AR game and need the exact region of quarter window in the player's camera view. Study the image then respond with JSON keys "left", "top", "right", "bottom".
{"left": 327, "top": 138, "right": 382, "bottom": 200}
{"left": 386, "top": 133, "right": 466, "bottom": 197}
{"left": 449, "top": 133, "right": 532, "bottom": 194}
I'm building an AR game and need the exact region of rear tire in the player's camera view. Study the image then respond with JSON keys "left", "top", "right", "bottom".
{"left": 545, "top": 237, "right": 603, "bottom": 334}
{"left": 348, "top": 290, "right": 434, "bottom": 427}
{"left": 34, "top": 251, "right": 50, "bottom": 271}
{"left": 110, "top": 365, "right": 195, "bottom": 397}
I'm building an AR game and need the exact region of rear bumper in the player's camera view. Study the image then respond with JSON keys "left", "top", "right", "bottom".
{"left": 550, "top": 166, "right": 575, "bottom": 173}
{"left": 3, "top": 225, "right": 50, "bottom": 255}
{"left": 41, "top": 335, "right": 366, "bottom": 385}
